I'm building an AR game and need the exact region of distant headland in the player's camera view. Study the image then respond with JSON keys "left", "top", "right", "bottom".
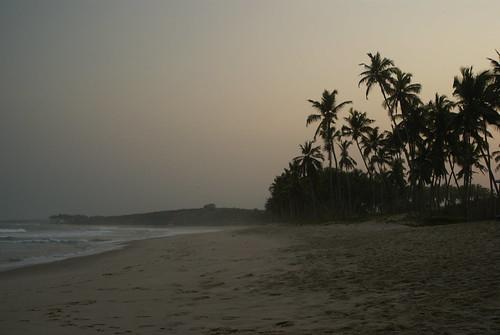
{"left": 49, "top": 205, "right": 268, "bottom": 226}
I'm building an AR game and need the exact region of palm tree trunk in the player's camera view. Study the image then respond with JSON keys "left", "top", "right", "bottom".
{"left": 380, "top": 86, "right": 414, "bottom": 203}
{"left": 327, "top": 137, "right": 334, "bottom": 211}
{"left": 463, "top": 133, "right": 471, "bottom": 220}
{"left": 355, "top": 139, "right": 371, "bottom": 177}
{"left": 332, "top": 142, "right": 341, "bottom": 215}
{"left": 444, "top": 171, "right": 451, "bottom": 206}
{"left": 331, "top": 138, "right": 339, "bottom": 170}
{"left": 430, "top": 174, "right": 436, "bottom": 210}
{"left": 479, "top": 126, "right": 497, "bottom": 219}
{"left": 447, "top": 156, "right": 460, "bottom": 189}
{"left": 436, "top": 176, "right": 442, "bottom": 209}
{"left": 481, "top": 122, "right": 499, "bottom": 196}
{"left": 357, "top": 142, "right": 376, "bottom": 212}
{"left": 326, "top": 123, "right": 333, "bottom": 203}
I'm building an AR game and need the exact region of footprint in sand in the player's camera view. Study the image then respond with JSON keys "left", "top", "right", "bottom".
{"left": 201, "top": 281, "right": 225, "bottom": 289}
{"left": 132, "top": 286, "right": 150, "bottom": 291}
{"left": 193, "top": 295, "right": 211, "bottom": 300}
{"left": 275, "top": 320, "right": 294, "bottom": 327}
{"left": 236, "top": 273, "right": 254, "bottom": 279}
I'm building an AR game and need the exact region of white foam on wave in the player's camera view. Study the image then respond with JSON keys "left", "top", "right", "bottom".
{"left": 0, "top": 237, "right": 87, "bottom": 244}
{"left": 0, "top": 225, "right": 223, "bottom": 272}
{"left": 0, "top": 228, "right": 26, "bottom": 233}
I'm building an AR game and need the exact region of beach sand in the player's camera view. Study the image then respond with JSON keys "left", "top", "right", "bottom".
{"left": 1, "top": 221, "right": 499, "bottom": 334}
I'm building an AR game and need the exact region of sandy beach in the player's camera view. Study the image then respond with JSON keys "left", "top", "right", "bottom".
{"left": 1, "top": 221, "right": 500, "bottom": 334}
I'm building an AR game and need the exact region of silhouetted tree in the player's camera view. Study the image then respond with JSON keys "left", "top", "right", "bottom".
{"left": 307, "top": 90, "right": 351, "bottom": 204}
{"left": 342, "top": 108, "right": 374, "bottom": 176}
{"left": 453, "top": 67, "right": 500, "bottom": 216}
{"left": 266, "top": 51, "right": 499, "bottom": 222}
{"left": 294, "top": 141, "right": 324, "bottom": 218}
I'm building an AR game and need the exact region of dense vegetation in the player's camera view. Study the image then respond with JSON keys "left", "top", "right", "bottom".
{"left": 266, "top": 51, "right": 500, "bottom": 221}
{"left": 50, "top": 207, "right": 266, "bottom": 226}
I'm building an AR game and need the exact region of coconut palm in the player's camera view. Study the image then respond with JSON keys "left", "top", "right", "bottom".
{"left": 307, "top": 90, "right": 352, "bottom": 169}
{"left": 337, "top": 140, "right": 357, "bottom": 213}
{"left": 385, "top": 69, "right": 423, "bottom": 185}
{"left": 488, "top": 50, "right": 500, "bottom": 105}
{"left": 338, "top": 141, "right": 357, "bottom": 171}
{"left": 455, "top": 142, "right": 487, "bottom": 189}
{"left": 370, "top": 137, "right": 392, "bottom": 212}
{"left": 492, "top": 145, "right": 500, "bottom": 172}
{"left": 294, "top": 141, "right": 324, "bottom": 177}
{"left": 453, "top": 67, "right": 500, "bottom": 202}
{"left": 387, "top": 158, "right": 406, "bottom": 189}
{"left": 358, "top": 53, "right": 417, "bottom": 196}
{"left": 307, "top": 90, "right": 351, "bottom": 206}
{"left": 318, "top": 126, "right": 343, "bottom": 166}
{"left": 267, "top": 51, "right": 500, "bottom": 221}
{"left": 489, "top": 50, "right": 500, "bottom": 73}
{"left": 427, "top": 94, "right": 454, "bottom": 181}
{"left": 342, "top": 108, "right": 374, "bottom": 176}
{"left": 371, "top": 143, "right": 391, "bottom": 175}
{"left": 358, "top": 52, "right": 396, "bottom": 112}
{"left": 294, "top": 141, "right": 324, "bottom": 218}
{"left": 385, "top": 69, "right": 422, "bottom": 118}
{"left": 446, "top": 130, "right": 462, "bottom": 191}
{"left": 360, "top": 127, "right": 385, "bottom": 175}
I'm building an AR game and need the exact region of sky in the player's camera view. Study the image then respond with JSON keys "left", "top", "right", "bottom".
{"left": 1, "top": 0, "right": 499, "bottom": 219}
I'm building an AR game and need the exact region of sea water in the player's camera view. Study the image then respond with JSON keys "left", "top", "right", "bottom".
{"left": 0, "top": 221, "right": 220, "bottom": 271}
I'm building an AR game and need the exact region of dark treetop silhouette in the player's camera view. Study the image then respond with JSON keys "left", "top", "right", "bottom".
{"left": 266, "top": 50, "right": 500, "bottom": 222}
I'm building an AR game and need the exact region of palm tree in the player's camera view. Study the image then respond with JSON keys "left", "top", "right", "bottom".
{"left": 307, "top": 90, "right": 352, "bottom": 169}
{"left": 427, "top": 94, "right": 454, "bottom": 176}
{"left": 426, "top": 94, "right": 455, "bottom": 206}
{"left": 385, "top": 69, "right": 422, "bottom": 119}
{"left": 453, "top": 67, "right": 500, "bottom": 205}
{"left": 371, "top": 142, "right": 392, "bottom": 175}
{"left": 294, "top": 141, "right": 324, "bottom": 218}
{"left": 492, "top": 145, "right": 500, "bottom": 172}
{"left": 268, "top": 51, "right": 500, "bottom": 220}
{"left": 385, "top": 69, "right": 422, "bottom": 192}
{"left": 318, "top": 126, "right": 341, "bottom": 167}
{"left": 307, "top": 90, "right": 351, "bottom": 206}
{"left": 338, "top": 140, "right": 357, "bottom": 214}
{"left": 455, "top": 142, "right": 487, "bottom": 193}
{"left": 283, "top": 161, "right": 302, "bottom": 218}
{"left": 342, "top": 108, "right": 374, "bottom": 176}
{"left": 359, "top": 53, "right": 418, "bottom": 205}
{"left": 370, "top": 135, "right": 392, "bottom": 212}
{"left": 446, "top": 130, "right": 462, "bottom": 191}
{"left": 488, "top": 50, "right": 500, "bottom": 106}
{"left": 387, "top": 158, "right": 406, "bottom": 189}
{"left": 360, "top": 126, "right": 385, "bottom": 176}
{"left": 358, "top": 52, "right": 396, "bottom": 117}
{"left": 489, "top": 50, "right": 500, "bottom": 74}
{"left": 294, "top": 141, "right": 324, "bottom": 177}
{"left": 268, "top": 174, "right": 288, "bottom": 218}
{"left": 338, "top": 140, "right": 357, "bottom": 171}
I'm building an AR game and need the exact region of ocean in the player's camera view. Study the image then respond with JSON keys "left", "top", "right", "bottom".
{"left": 0, "top": 220, "right": 221, "bottom": 272}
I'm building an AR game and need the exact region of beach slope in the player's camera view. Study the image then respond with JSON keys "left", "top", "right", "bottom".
{"left": 1, "top": 221, "right": 499, "bottom": 334}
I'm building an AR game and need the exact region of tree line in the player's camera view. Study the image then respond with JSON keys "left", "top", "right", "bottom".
{"left": 266, "top": 51, "right": 500, "bottom": 221}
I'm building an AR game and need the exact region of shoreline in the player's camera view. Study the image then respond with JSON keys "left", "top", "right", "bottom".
{"left": 1, "top": 221, "right": 499, "bottom": 334}
{"left": 0, "top": 225, "right": 238, "bottom": 275}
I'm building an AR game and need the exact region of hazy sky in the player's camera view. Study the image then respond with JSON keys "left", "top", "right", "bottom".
{"left": 1, "top": 0, "right": 499, "bottom": 219}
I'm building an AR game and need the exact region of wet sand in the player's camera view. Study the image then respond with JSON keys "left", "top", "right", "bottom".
{"left": 1, "top": 221, "right": 499, "bottom": 334}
